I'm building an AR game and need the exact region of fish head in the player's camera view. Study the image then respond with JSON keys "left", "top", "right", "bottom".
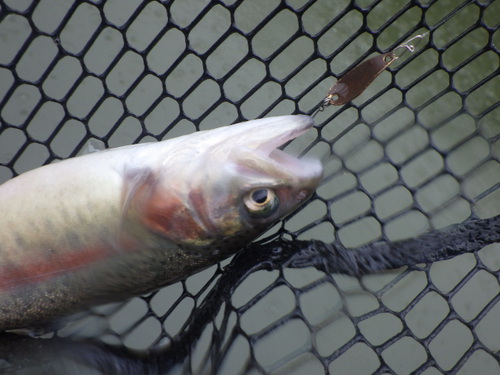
{"left": 131, "top": 115, "right": 323, "bottom": 258}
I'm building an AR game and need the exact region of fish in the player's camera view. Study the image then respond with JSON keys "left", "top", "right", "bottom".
{"left": 0, "top": 115, "right": 323, "bottom": 330}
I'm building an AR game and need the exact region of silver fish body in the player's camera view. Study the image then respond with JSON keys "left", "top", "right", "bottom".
{"left": 0, "top": 115, "right": 323, "bottom": 330}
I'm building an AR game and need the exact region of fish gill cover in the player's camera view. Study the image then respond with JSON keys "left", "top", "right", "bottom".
{"left": 0, "top": 0, "right": 499, "bottom": 374}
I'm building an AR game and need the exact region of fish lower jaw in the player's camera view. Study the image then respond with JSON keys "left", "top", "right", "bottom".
{"left": 269, "top": 148, "right": 323, "bottom": 182}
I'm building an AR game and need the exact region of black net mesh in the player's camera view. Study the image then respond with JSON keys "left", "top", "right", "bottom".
{"left": 0, "top": 0, "right": 499, "bottom": 374}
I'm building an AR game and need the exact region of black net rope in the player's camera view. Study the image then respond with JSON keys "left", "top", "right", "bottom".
{"left": 0, "top": 0, "right": 499, "bottom": 374}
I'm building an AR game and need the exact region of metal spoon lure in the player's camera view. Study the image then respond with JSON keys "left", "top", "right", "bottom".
{"left": 312, "top": 32, "right": 429, "bottom": 117}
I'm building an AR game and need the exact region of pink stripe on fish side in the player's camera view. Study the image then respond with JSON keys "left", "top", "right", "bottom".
{"left": 0, "top": 246, "right": 114, "bottom": 290}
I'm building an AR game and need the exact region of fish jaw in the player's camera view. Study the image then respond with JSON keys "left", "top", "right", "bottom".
{"left": 133, "top": 115, "right": 323, "bottom": 253}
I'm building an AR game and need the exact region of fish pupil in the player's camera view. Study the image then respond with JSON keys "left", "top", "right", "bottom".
{"left": 252, "top": 189, "right": 269, "bottom": 204}
{"left": 244, "top": 188, "right": 279, "bottom": 218}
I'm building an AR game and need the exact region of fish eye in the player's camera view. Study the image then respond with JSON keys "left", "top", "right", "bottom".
{"left": 244, "top": 188, "right": 279, "bottom": 217}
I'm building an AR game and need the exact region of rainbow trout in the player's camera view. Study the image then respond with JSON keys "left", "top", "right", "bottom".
{"left": 0, "top": 115, "right": 323, "bottom": 330}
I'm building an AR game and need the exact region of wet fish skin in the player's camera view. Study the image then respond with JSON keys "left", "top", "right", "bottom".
{"left": 0, "top": 115, "right": 323, "bottom": 330}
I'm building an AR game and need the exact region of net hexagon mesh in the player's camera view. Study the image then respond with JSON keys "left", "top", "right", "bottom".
{"left": 0, "top": 0, "right": 499, "bottom": 374}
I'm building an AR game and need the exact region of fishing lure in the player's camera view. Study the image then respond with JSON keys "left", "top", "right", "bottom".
{"left": 317, "top": 33, "right": 429, "bottom": 112}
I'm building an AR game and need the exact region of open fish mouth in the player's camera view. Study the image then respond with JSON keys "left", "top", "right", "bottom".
{"left": 245, "top": 115, "right": 322, "bottom": 181}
